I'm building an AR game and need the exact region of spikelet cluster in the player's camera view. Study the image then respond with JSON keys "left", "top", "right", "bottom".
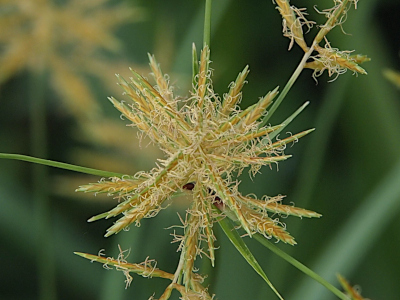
{"left": 76, "top": 45, "right": 320, "bottom": 298}
{"left": 275, "top": 0, "right": 369, "bottom": 80}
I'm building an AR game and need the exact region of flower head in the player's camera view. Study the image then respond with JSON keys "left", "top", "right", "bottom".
{"left": 78, "top": 46, "right": 320, "bottom": 286}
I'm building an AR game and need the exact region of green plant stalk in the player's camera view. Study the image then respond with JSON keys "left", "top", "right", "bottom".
{"left": 29, "top": 69, "right": 56, "bottom": 300}
{"left": 172, "top": 0, "right": 231, "bottom": 75}
{"left": 0, "top": 153, "right": 125, "bottom": 178}
{"left": 260, "top": 43, "right": 316, "bottom": 127}
{"left": 268, "top": 101, "right": 310, "bottom": 141}
{"left": 203, "top": 0, "right": 212, "bottom": 47}
{"left": 253, "top": 234, "right": 350, "bottom": 300}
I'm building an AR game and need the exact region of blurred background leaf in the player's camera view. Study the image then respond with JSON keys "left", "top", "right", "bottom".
{"left": 1, "top": 0, "right": 400, "bottom": 299}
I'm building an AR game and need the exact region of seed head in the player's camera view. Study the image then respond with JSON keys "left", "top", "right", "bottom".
{"left": 77, "top": 45, "right": 320, "bottom": 292}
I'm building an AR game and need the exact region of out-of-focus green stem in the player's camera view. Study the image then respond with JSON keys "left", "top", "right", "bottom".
{"left": 254, "top": 234, "right": 350, "bottom": 300}
{"left": 0, "top": 153, "right": 125, "bottom": 177}
{"left": 29, "top": 69, "right": 56, "bottom": 300}
{"left": 203, "top": 0, "right": 212, "bottom": 47}
{"left": 259, "top": 43, "right": 316, "bottom": 127}
{"left": 218, "top": 217, "right": 284, "bottom": 300}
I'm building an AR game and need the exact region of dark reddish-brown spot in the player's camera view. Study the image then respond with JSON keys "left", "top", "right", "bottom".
{"left": 182, "top": 182, "right": 195, "bottom": 191}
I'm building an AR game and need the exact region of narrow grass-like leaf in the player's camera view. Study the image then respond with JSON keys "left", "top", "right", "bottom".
{"left": 290, "top": 158, "right": 400, "bottom": 300}
{"left": 268, "top": 101, "right": 310, "bottom": 140}
{"left": 253, "top": 234, "right": 350, "bottom": 300}
{"left": 259, "top": 46, "right": 315, "bottom": 127}
{"left": 218, "top": 216, "right": 284, "bottom": 300}
{"left": 0, "top": 153, "right": 125, "bottom": 177}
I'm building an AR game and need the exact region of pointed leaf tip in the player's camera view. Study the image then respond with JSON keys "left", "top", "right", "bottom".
{"left": 104, "top": 231, "right": 114, "bottom": 238}
{"left": 87, "top": 212, "right": 109, "bottom": 222}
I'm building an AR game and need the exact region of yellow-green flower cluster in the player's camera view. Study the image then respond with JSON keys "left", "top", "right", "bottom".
{"left": 77, "top": 46, "right": 321, "bottom": 298}
{"left": 275, "top": 0, "right": 370, "bottom": 80}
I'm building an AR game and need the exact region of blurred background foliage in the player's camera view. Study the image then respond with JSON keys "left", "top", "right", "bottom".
{"left": 1, "top": 0, "right": 400, "bottom": 299}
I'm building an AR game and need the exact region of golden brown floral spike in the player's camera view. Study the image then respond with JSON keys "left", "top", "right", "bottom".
{"left": 76, "top": 177, "right": 141, "bottom": 195}
{"left": 313, "top": 0, "right": 355, "bottom": 45}
{"left": 148, "top": 54, "right": 175, "bottom": 104}
{"left": 243, "top": 207, "right": 297, "bottom": 245}
{"left": 275, "top": 0, "right": 311, "bottom": 52}
{"left": 182, "top": 213, "right": 200, "bottom": 289}
{"left": 242, "top": 87, "right": 278, "bottom": 126}
{"left": 73, "top": 251, "right": 174, "bottom": 281}
{"left": 221, "top": 65, "right": 250, "bottom": 115}
{"left": 238, "top": 195, "right": 322, "bottom": 219}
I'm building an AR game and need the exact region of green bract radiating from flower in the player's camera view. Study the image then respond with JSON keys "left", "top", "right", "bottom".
{"left": 76, "top": 46, "right": 320, "bottom": 297}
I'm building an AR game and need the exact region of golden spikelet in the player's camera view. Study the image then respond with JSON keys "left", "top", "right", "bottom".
{"left": 221, "top": 65, "right": 250, "bottom": 115}
{"left": 242, "top": 207, "right": 297, "bottom": 245}
{"left": 76, "top": 177, "right": 142, "bottom": 195}
{"left": 182, "top": 214, "right": 201, "bottom": 289}
{"left": 313, "top": 0, "right": 358, "bottom": 44}
{"left": 242, "top": 87, "right": 278, "bottom": 126}
{"left": 239, "top": 195, "right": 322, "bottom": 219}
{"left": 275, "top": 0, "right": 312, "bottom": 52}
{"left": 74, "top": 251, "right": 174, "bottom": 281}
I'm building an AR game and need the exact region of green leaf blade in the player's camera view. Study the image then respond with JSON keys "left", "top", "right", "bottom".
{"left": 217, "top": 216, "right": 284, "bottom": 300}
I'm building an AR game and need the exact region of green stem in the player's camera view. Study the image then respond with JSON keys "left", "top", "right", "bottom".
{"left": 203, "top": 0, "right": 212, "bottom": 47}
{"left": 253, "top": 234, "right": 350, "bottom": 300}
{"left": 259, "top": 43, "right": 315, "bottom": 127}
{"left": 172, "top": 0, "right": 231, "bottom": 75}
{"left": 0, "top": 153, "right": 125, "bottom": 178}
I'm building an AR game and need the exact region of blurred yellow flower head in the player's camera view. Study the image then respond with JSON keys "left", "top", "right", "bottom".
{"left": 0, "top": 0, "right": 143, "bottom": 119}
